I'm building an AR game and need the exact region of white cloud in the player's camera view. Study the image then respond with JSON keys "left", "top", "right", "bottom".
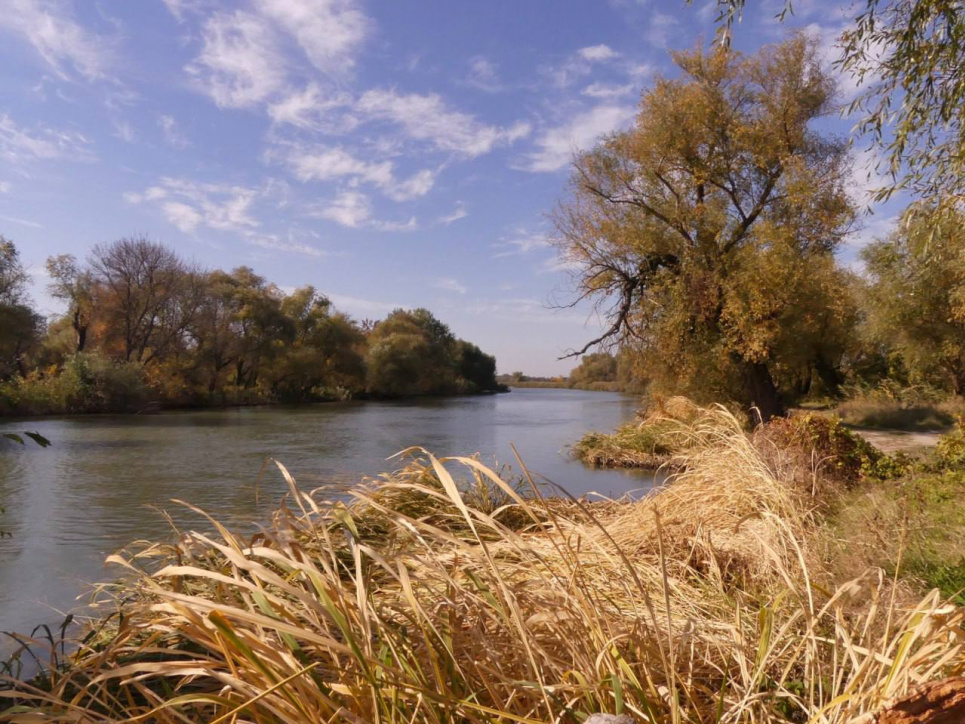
{"left": 845, "top": 212, "right": 897, "bottom": 250}
{"left": 356, "top": 88, "right": 531, "bottom": 157}
{"left": 0, "top": 114, "right": 92, "bottom": 163}
{"left": 312, "top": 190, "right": 371, "bottom": 228}
{"left": 0, "top": 0, "right": 110, "bottom": 81}
{"left": 281, "top": 144, "right": 394, "bottom": 186}
{"left": 434, "top": 277, "right": 467, "bottom": 294}
{"left": 437, "top": 203, "right": 468, "bottom": 226}
{"left": 125, "top": 177, "right": 261, "bottom": 234}
{"left": 309, "top": 190, "right": 416, "bottom": 230}
{"left": 161, "top": 0, "right": 209, "bottom": 22}
{"left": 582, "top": 82, "right": 635, "bottom": 99}
{"left": 386, "top": 168, "right": 436, "bottom": 201}
{"left": 267, "top": 84, "right": 354, "bottom": 131}
{"left": 113, "top": 119, "right": 136, "bottom": 143}
{"left": 162, "top": 201, "right": 203, "bottom": 232}
{"left": 522, "top": 105, "right": 635, "bottom": 173}
{"left": 0, "top": 213, "right": 42, "bottom": 229}
{"left": 0, "top": 182, "right": 10, "bottom": 194}
{"left": 467, "top": 56, "right": 501, "bottom": 92}
{"left": 578, "top": 44, "right": 618, "bottom": 62}
{"left": 186, "top": 11, "right": 287, "bottom": 109}
{"left": 849, "top": 145, "right": 890, "bottom": 208}
{"left": 494, "top": 228, "right": 552, "bottom": 257}
{"left": 253, "top": 0, "right": 369, "bottom": 74}
{"left": 158, "top": 115, "right": 190, "bottom": 149}
{"left": 646, "top": 12, "right": 679, "bottom": 49}
{"left": 246, "top": 232, "right": 328, "bottom": 257}
{"left": 274, "top": 143, "right": 434, "bottom": 201}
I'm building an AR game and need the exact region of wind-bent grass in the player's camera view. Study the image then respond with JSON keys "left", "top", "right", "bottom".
{"left": 3, "top": 405, "right": 965, "bottom": 723}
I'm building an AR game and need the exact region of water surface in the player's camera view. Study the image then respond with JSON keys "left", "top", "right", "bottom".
{"left": 0, "top": 388, "right": 647, "bottom": 640}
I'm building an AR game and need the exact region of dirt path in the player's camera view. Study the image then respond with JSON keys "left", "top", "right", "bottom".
{"left": 852, "top": 428, "right": 944, "bottom": 454}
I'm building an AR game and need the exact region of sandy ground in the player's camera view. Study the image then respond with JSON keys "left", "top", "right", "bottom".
{"left": 853, "top": 428, "right": 944, "bottom": 454}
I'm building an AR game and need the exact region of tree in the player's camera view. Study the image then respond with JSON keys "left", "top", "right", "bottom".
{"left": 569, "top": 353, "right": 618, "bottom": 388}
{"left": 454, "top": 340, "right": 497, "bottom": 393}
{"left": 0, "top": 238, "right": 29, "bottom": 304}
{"left": 46, "top": 254, "right": 94, "bottom": 353}
{"left": 703, "top": 0, "right": 965, "bottom": 204}
{"left": 861, "top": 205, "right": 965, "bottom": 394}
{"left": 268, "top": 286, "right": 365, "bottom": 400}
{"left": 366, "top": 309, "right": 454, "bottom": 396}
{"left": 0, "top": 239, "right": 43, "bottom": 378}
{"left": 88, "top": 237, "right": 196, "bottom": 364}
{"left": 554, "top": 36, "right": 854, "bottom": 420}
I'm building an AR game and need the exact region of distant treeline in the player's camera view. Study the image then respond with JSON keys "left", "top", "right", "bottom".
{"left": 0, "top": 236, "right": 502, "bottom": 416}
{"left": 497, "top": 352, "right": 644, "bottom": 393}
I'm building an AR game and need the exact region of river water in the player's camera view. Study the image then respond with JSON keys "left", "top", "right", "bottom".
{"left": 0, "top": 388, "right": 648, "bottom": 640}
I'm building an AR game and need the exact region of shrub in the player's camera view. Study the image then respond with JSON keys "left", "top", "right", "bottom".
{"left": 0, "top": 353, "right": 150, "bottom": 415}
{"left": 757, "top": 413, "right": 908, "bottom": 486}
{"left": 937, "top": 418, "right": 965, "bottom": 468}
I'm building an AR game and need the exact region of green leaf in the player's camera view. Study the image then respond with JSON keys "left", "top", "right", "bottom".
{"left": 24, "top": 432, "right": 51, "bottom": 448}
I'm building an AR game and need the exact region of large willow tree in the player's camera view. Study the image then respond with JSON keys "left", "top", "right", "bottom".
{"left": 555, "top": 36, "right": 855, "bottom": 421}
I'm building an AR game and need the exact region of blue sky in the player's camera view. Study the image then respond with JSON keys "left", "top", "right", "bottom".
{"left": 0, "top": 0, "right": 902, "bottom": 376}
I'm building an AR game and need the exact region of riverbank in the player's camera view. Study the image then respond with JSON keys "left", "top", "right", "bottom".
{"left": 3, "top": 402, "right": 965, "bottom": 722}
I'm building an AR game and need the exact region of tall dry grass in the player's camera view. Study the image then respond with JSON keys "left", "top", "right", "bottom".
{"left": 2, "top": 405, "right": 965, "bottom": 723}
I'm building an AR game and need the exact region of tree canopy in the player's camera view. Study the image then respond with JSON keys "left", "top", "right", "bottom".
{"left": 0, "top": 238, "right": 500, "bottom": 415}
{"left": 555, "top": 35, "right": 854, "bottom": 420}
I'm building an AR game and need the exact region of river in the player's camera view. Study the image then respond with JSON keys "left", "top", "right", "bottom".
{"left": 0, "top": 388, "right": 648, "bottom": 642}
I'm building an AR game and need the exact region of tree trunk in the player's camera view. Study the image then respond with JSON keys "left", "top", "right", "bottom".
{"left": 76, "top": 324, "right": 87, "bottom": 353}
{"left": 741, "top": 359, "right": 785, "bottom": 425}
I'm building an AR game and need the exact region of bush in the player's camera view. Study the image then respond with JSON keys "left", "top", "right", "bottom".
{"left": 0, "top": 353, "right": 150, "bottom": 415}
{"left": 937, "top": 419, "right": 965, "bottom": 468}
{"left": 758, "top": 413, "right": 908, "bottom": 486}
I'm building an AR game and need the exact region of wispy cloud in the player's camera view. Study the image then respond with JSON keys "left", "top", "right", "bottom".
{"left": 493, "top": 227, "right": 552, "bottom": 257}
{"left": 0, "top": 0, "right": 111, "bottom": 81}
{"left": 645, "top": 11, "right": 679, "bottom": 49}
{"left": 186, "top": 10, "right": 287, "bottom": 109}
{"left": 521, "top": 104, "right": 635, "bottom": 173}
{"left": 582, "top": 82, "right": 635, "bottom": 99}
{"left": 434, "top": 277, "right": 468, "bottom": 294}
{"left": 267, "top": 84, "right": 355, "bottom": 131}
{"left": 271, "top": 142, "right": 436, "bottom": 201}
{"left": 0, "top": 213, "right": 43, "bottom": 229}
{"left": 578, "top": 44, "right": 618, "bottom": 62}
{"left": 0, "top": 181, "right": 11, "bottom": 194}
{"left": 112, "top": 119, "right": 136, "bottom": 143}
{"left": 309, "top": 190, "right": 416, "bottom": 230}
{"left": 437, "top": 202, "right": 468, "bottom": 226}
{"left": 0, "top": 114, "right": 92, "bottom": 163}
{"left": 355, "top": 88, "right": 531, "bottom": 157}
{"left": 254, "top": 0, "right": 369, "bottom": 74}
{"left": 466, "top": 55, "right": 502, "bottom": 92}
{"left": 124, "top": 177, "right": 261, "bottom": 234}
{"left": 158, "top": 115, "right": 190, "bottom": 149}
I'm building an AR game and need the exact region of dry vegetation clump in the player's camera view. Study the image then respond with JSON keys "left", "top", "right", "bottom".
{"left": 754, "top": 413, "right": 909, "bottom": 492}
{"left": 2, "top": 405, "right": 965, "bottom": 723}
{"left": 572, "top": 397, "right": 707, "bottom": 469}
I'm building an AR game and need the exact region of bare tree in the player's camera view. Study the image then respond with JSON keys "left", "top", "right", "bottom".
{"left": 89, "top": 237, "right": 197, "bottom": 364}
